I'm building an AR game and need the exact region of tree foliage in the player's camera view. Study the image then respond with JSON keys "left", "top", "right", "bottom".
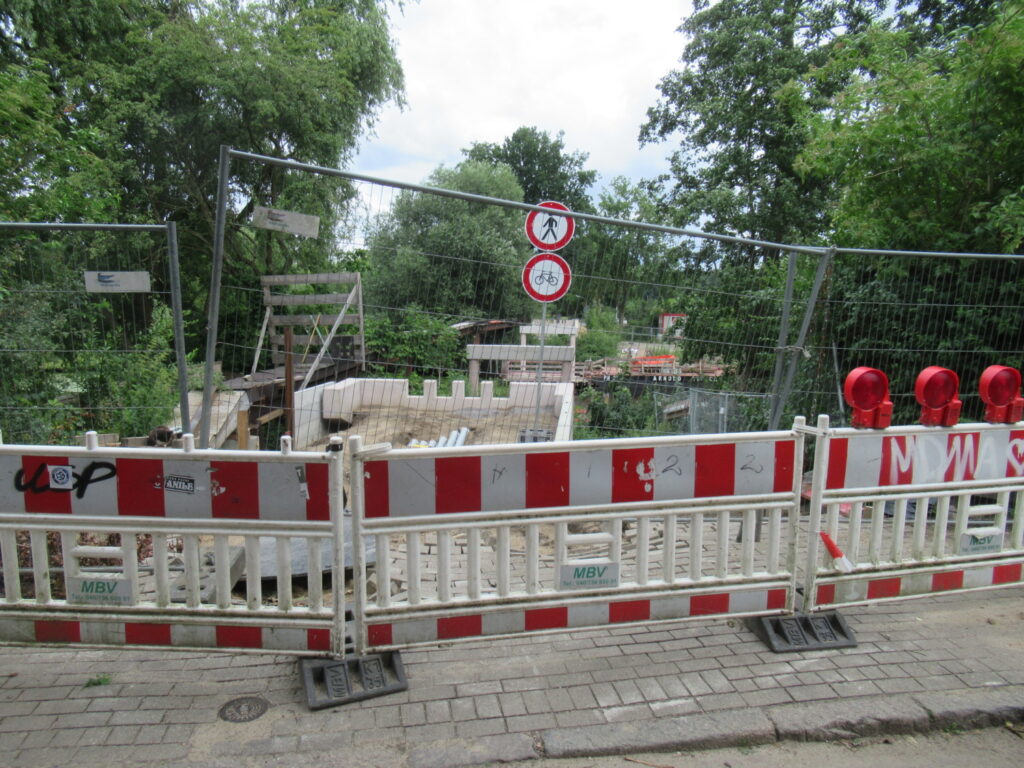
{"left": 641, "top": 0, "right": 885, "bottom": 264}
{"left": 788, "top": 1, "right": 1024, "bottom": 422}
{"left": 797, "top": 3, "right": 1024, "bottom": 254}
{"left": 365, "top": 160, "right": 532, "bottom": 320}
{"left": 463, "top": 126, "right": 597, "bottom": 213}
{"left": 2, "top": 0, "right": 404, "bottom": 329}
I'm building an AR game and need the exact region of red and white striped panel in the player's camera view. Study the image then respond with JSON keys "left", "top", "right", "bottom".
{"left": 364, "top": 585, "right": 789, "bottom": 648}
{"left": 826, "top": 428, "right": 1024, "bottom": 490}
{"left": 0, "top": 454, "right": 331, "bottom": 520}
{"left": 814, "top": 560, "right": 1024, "bottom": 609}
{"left": 364, "top": 439, "right": 797, "bottom": 518}
{"left": 0, "top": 616, "right": 331, "bottom": 653}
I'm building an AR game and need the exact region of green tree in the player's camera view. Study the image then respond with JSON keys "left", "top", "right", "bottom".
{"left": 797, "top": 5, "right": 1024, "bottom": 254}
{"left": 463, "top": 126, "right": 597, "bottom": 212}
{"left": 1, "top": 1, "right": 404, "bottom": 441}
{"left": 790, "top": 3, "right": 1024, "bottom": 421}
{"left": 2, "top": 0, "right": 404, "bottom": 332}
{"left": 574, "top": 176, "right": 676, "bottom": 318}
{"left": 365, "top": 160, "right": 532, "bottom": 320}
{"left": 641, "top": 0, "right": 884, "bottom": 265}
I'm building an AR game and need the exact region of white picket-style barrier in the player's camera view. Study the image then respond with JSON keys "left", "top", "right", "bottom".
{"left": 3, "top": 414, "right": 1023, "bottom": 659}
{"left": 347, "top": 422, "right": 807, "bottom": 652}
{"left": 0, "top": 435, "right": 346, "bottom": 655}
{"left": 802, "top": 415, "right": 1024, "bottom": 611}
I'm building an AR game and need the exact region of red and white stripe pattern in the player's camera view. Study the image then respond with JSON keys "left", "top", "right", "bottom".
{"left": 0, "top": 454, "right": 330, "bottom": 521}
{"left": 364, "top": 439, "right": 796, "bottom": 518}
{"left": 0, "top": 617, "right": 331, "bottom": 652}
{"left": 814, "top": 560, "right": 1024, "bottom": 609}
{"left": 364, "top": 585, "right": 789, "bottom": 648}
{"left": 826, "top": 428, "right": 1024, "bottom": 490}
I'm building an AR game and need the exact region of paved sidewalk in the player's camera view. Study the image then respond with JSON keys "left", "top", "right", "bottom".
{"left": 2, "top": 588, "right": 1023, "bottom": 767}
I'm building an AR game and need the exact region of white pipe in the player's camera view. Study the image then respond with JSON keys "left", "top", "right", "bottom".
{"left": 455, "top": 427, "right": 470, "bottom": 446}
{"left": 447, "top": 430, "right": 459, "bottom": 446}
{"left": 437, "top": 436, "right": 448, "bottom": 448}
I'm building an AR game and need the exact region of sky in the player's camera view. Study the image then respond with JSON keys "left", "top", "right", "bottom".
{"left": 353, "top": 0, "right": 693, "bottom": 196}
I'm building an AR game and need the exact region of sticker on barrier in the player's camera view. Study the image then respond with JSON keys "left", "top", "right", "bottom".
{"left": 0, "top": 452, "right": 330, "bottom": 520}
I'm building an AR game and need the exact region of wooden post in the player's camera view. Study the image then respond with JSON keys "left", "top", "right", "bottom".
{"left": 236, "top": 407, "right": 249, "bottom": 450}
{"left": 284, "top": 327, "right": 295, "bottom": 438}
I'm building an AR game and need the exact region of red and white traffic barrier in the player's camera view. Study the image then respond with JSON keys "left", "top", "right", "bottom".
{"left": 0, "top": 616, "right": 330, "bottom": 652}
{"left": 0, "top": 452, "right": 331, "bottom": 520}
{"left": 363, "top": 438, "right": 796, "bottom": 518}
{"left": 365, "top": 585, "right": 789, "bottom": 648}
{"left": 815, "top": 560, "right": 1023, "bottom": 607}
{"left": 825, "top": 427, "right": 1024, "bottom": 490}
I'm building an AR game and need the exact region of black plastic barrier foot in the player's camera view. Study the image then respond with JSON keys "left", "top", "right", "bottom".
{"left": 300, "top": 652, "right": 407, "bottom": 710}
{"left": 749, "top": 611, "right": 857, "bottom": 653}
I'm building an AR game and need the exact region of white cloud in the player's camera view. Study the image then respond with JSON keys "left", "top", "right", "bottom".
{"left": 356, "top": 0, "right": 691, "bottom": 192}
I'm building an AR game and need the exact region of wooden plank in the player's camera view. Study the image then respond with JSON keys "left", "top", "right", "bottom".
{"left": 255, "top": 408, "right": 284, "bottom": 425}
{"left": 269, "top": 333, "right": 360, "bottom": 346}
{"left": 264, "top": 293, "right": 350, "bottom": 306}
{"left": 467, "top": 344, "right": 576, "bottom": 362}
{"left": 260, "top": 273, "right": 360, "bottom": 286}
{"left": 270, "top": 313, "right": 360, "bottom": 326}
{"left": 236, "top": 408, "right": 249, "bottom": 450}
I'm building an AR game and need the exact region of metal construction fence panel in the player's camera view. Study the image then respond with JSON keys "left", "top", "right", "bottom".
{"left": 0, "top": 222, "right": 190, "bottom": 447}
{"left": 347, "top": 422, "right": 807, "bottom": 653}
{"left": 0, "top": 437, "right": 346, "bottom": 655}
{"left": 803, "top": 416, "right": 1024, "bottom": 612}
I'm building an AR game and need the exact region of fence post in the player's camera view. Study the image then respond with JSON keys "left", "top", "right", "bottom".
{"left": 769, "top": 247, "right": 834, "bottom": 430}
{"left": 347, "top": 434, "right": 366, "bottom": 655}
{"left": 200, "top": 144, "right": 232, "bottom": 449}
{"left": 768, "top": 250, "right": 798, "bottom": 429}
{"left": 801, "top": 414, "right": 832, "bottom": 612}
{"left": 328, "top": 436, "right": 346, "bottom": 658}
{"left": 786, "top": 416, "right": 807, "bottom": 612}
{"left": 166, "top": 222, "right": 193, "bottom": 434}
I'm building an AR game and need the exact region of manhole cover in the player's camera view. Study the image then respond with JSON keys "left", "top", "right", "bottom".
{"left": 218, "top": 696, "right": 270, "bottom": 723}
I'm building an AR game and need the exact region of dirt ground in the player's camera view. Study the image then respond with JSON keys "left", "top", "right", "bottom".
{"left": 322, "top": 406, "right": 560, "bottom": 449}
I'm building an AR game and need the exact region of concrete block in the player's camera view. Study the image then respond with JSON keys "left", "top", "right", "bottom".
{"left": 408, "top": 733, "right": 537, "bottom": 768}
{"left": 541, "top": 708, "right": 774, "bottom": 757}
{"left": 768, "top": 693, "right": 930, "bottom": 741}
{"left": 914, "top": 685, "right": 1024, "bottom": 729}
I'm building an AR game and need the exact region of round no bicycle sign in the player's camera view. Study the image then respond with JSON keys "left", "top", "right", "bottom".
{"left": 522, "top": 252, "right": 572, "bottom": 303}
{"left": 525, "top": 201, "right": 575, "bottom": 251}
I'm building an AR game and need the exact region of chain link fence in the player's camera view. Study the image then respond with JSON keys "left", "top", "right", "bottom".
{"left": 0, "top": 223, "right": 189, "bottom": 446}
{"left": 200, "top": 149, "right": 1024, "bottom": 451}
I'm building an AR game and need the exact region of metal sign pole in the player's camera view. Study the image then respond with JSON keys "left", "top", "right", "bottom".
{"left": 533, "top": 302, "right": 548, "bottom": 432}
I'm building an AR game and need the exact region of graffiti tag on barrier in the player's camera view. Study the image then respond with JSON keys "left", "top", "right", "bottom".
{"left": 14, "top": 461, "right": 117, "bottom": 499}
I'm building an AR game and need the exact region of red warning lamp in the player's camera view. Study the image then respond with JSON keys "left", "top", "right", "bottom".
{"left": 979, "top": 365, "right": 1024, "bottom": 424}
{"left": 914, "top": 366, "right": 962, "bottom": 427}
{"left": 844, "top": 367, "right": 893, "bottom": 429}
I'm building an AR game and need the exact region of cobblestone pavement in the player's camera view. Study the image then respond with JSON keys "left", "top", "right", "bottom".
{"left": 1, "top": 587, "right": 1023, "bottom": 767}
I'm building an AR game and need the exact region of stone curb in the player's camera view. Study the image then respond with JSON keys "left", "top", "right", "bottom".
{"left": 408, "top": 734, "right": 538, "bottom": 768}
{"left": 532, "top": 684, "right": 1024, "bottom": 763}
{"left": 542, "top": 709, "right": 774, "bottom": 759}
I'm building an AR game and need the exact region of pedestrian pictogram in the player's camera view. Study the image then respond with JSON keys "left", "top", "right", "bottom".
{"left": 525, "top": 201, "right": 575, "bottom": 251}
{"left": 522, "top": 252, "right": 571, "bottom": 303}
